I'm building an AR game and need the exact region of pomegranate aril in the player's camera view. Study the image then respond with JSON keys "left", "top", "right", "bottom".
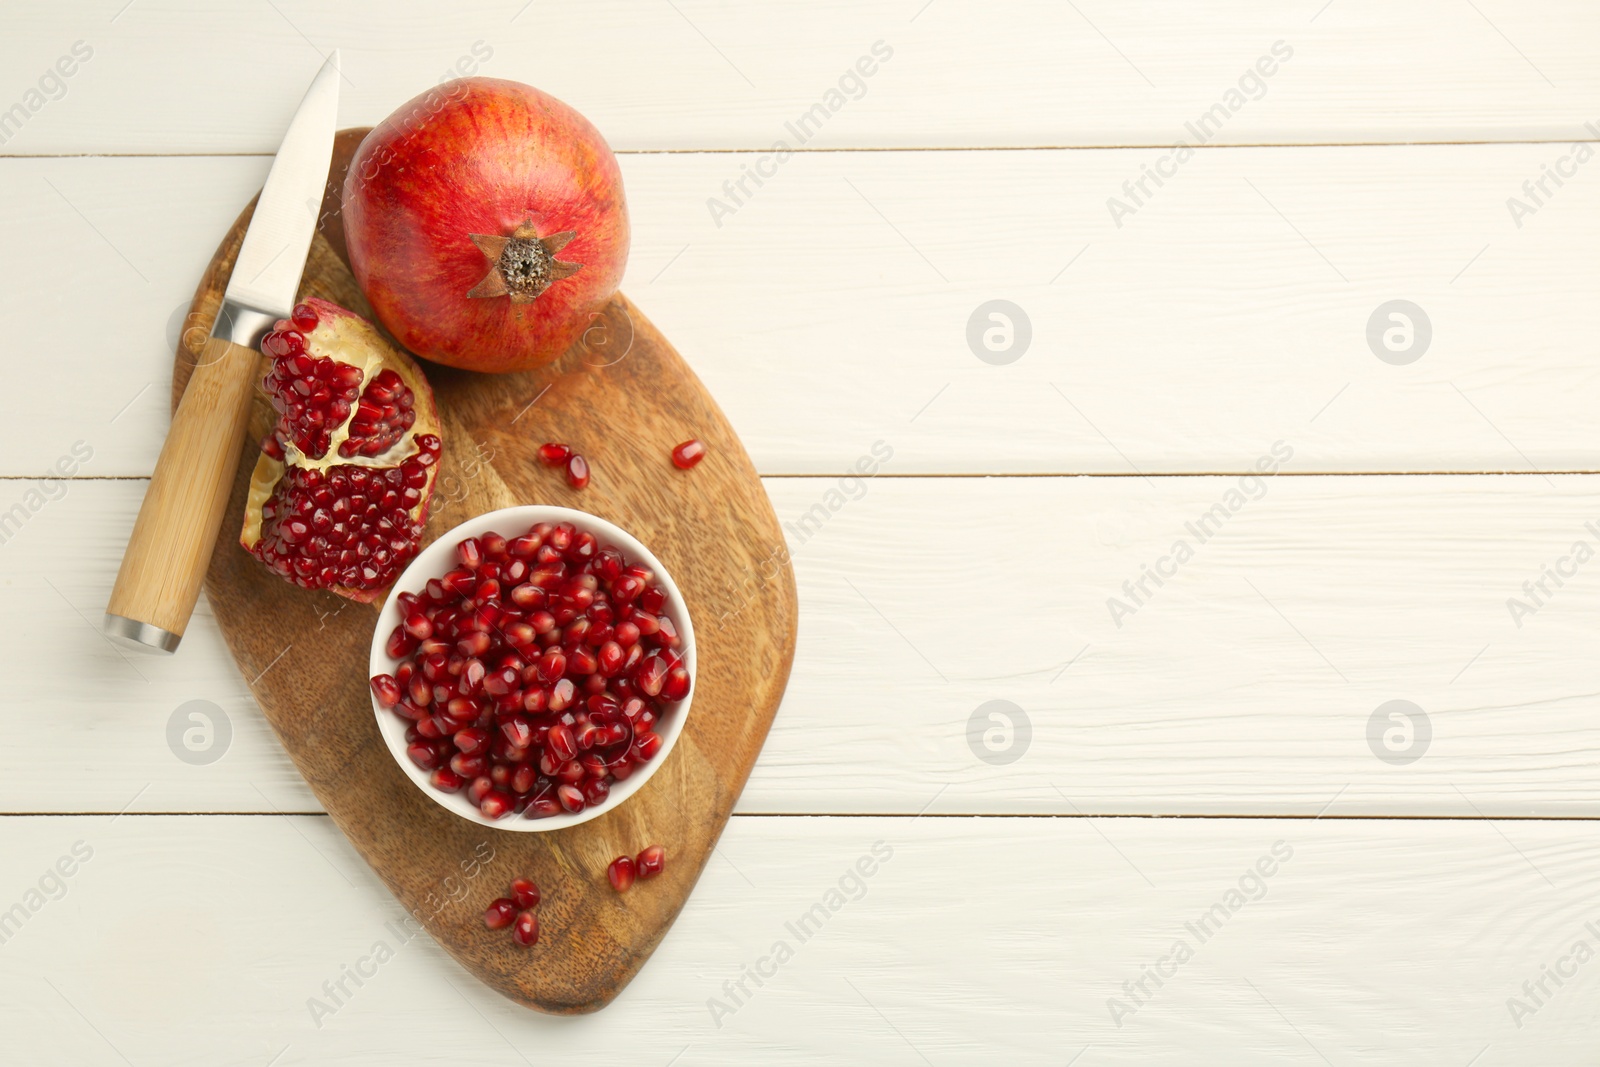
{"left": 479, "top": 791, "right": 514, "bottom": 820}
{"left": 484, "top": 898, "right": 517, "bottom": 930}
{"left": 556, "top": 783, "right": 586, "bottom": 812}
{"left": 526, "top": 796, "right": 562, "bottom": 819}
{"left": 662, "top": 666, "right": 691, "bottom": 702}
{"left": 671, "top": 439, "right": 706, "bottom": 469}
{"left": 547, "top": 722, "right": 577, "bottom": 763}
{"left": 407, "top": 741, "right": 442, "bottom": 770}
{"left": 633, "top": 732, "right": 664, "bottom": 761}
{"left": 291, "top": 302, "right": 319, "bottom": 332}
{"left": 581, "top": 777, "right": 610, "bottom": 806}
{"left": 635, "top": 655, "right": 667, "bottom": 697}
{"left": 468, "top": 776, "right": 494, "bottom": 804}
{"left": 565, "top": 454, "right": 590, "bottom": 489}
{"left": 501, "top": 717, "right": 533, "bottom": 749}
{"left": 431, "top": 767, "right": 466, "bottom": 793}
{"left": 450, "top": 751, "right": 488, "bottom": 778}
{"left": 537, "top": 442, "right": 571, "bottom": 466}
{"left": 453, "top": 727, "right": 489, "bottom": 755}
{"left": 607, "top": 855, "right": 636, "bottom": 892}
{"left": 639, "top": 586, "right": 666, "bottom": 614}
{"left": 387, "top": 627, "right": 417, "bottom": 658}
{"left": 549, "top": 678, "right": 576, "bottom": 711}
{"left": 370, "top": 674, "right": 401, "bottom": 707}
{"left": 511, "top": 877, "right": 540, "bottom": 909}
{"left": 512, "top": 910, "right": 539, "bottom": 946}
{"left": 650, "top": 615, "right": 680, "bottom": 649}
{"left": 637, "top": 844, "right": 666, "bottom": 879}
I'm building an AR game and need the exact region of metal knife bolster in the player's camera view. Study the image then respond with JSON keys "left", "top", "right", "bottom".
{"left": 212, "top": 298, "right": 282, "bottom": 350}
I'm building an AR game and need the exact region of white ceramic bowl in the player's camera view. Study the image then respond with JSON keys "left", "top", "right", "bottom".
{"left": 368, "top": 505, "right": 695, "bottom": 831}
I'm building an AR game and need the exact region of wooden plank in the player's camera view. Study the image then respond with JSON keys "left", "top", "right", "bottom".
{"left": 2, "top": 813, "right": 1596, "bottom": 1062}
{"left": 14, "top": 476, "right": 1600, "bottom": 816}
{"left": 7, "top": 145, "right": 1600, "bottom": 478}
{"left": 4, "top": 1, "right": 1600, "bottom": 153}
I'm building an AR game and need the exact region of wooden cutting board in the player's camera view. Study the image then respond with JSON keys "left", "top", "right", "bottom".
{"left": 172, "top": 129, "right": 797, "bottom": 1014}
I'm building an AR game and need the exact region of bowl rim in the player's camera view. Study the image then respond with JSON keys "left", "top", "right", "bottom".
{"left": 367, "top": 504, "right": 696, "bottom": 832}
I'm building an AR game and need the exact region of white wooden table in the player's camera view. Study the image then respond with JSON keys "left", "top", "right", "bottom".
{"left": 6, "top": 1, "right": 1600, "bottom": 1062}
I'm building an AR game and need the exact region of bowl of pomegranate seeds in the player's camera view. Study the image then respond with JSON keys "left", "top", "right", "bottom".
{"left": 368, "top": 505, "right": 695, "bottom": 830}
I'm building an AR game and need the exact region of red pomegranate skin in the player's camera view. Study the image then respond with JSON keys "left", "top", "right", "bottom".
{"left": 343, "top": 78, "right": 629, "bottom": 373}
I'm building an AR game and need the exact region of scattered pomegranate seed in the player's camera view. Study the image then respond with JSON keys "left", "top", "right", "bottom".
{"left": 608, "top": 854, "right": 636, "bottom": 892}
{"left": 566, "top": 454, "right": 590, "bottom": 489}
{"left": 512, "top": 910, "right": 540, "bottom": 946}
{"left": 637, "top": 845, "right": 665, "bottom": 879}
{"left": 484, "top": 898, "right": 516, "bottom": 930}
{"left": 537, "top": 442, "right": 571, "bottom": 466}
{"left": 671, "top": 439, "right": 706, "bottom": 469}
{"left": 511, "top": 878, "right": 540, "bottom": 909}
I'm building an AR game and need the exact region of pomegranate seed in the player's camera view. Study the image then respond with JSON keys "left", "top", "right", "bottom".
{"left": 387, "top": 627, "right": 417, "bottom": 659}
{"left": 407, "top": 741, "right": 442, "bottom": 770}
{"left": 479, "top": 790, "right": 514, "bottom": 819}
{"left": 582, "top": 777, "right": 610, "bottom": 806}
{"left": 671, "top": 439, "right": 706, "bottom": 469}
{"left": 450, "top": 751, "right": 488, "bottom": 778}
{"left": 484, "top": 898, "right": 516, "bottom": 929}
{"left": 512, "top": 910, "right": 539, "bottom": 946}
{"left": 607, "top": 855, "right": 636, "bottom": 892}
{"left": 565, "top": 454, "right": 590, "bottom": 489}
{"left": 458, "top": 537, "right": 483, "bottom": 570}
{"left": 662, "top": 666, "right": 691, "bottom": 702}
{"left": 526, "top": 796, "right": 561, "bottom": 819}
{"left": 637, "top": 845, "right": 665, "bottom": 879}
{"left": 633, "top": 732, "right": 663, "bottom": 761}
{"left": 370, "top": 674, "right": 401, "bottom": 707}
{"left": 556, "top": 784, "right": 585, "bottom": 812}
{"left": 511, "top": 878, "right": 540, "bottom": 909}
{"left": 537, "top": 442, "right": 571, "bottom": 466}
{"left": 636, "top": 655, "right": 667, "bottom": 697}
{"left": 290, "top": 302, "right": 319, "bottom": 332}
{"left": 453, "top": 727, "right": 489, "bottom": 755}
{"left": 501, "top": 717, "right": 533, "bottom": 749}
{"left": 548, "top": 722, "right": 577, "bottom": 763}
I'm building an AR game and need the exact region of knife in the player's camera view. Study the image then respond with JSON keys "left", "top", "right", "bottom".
{"left": 105, "top": 52, "right": 341, "bottom": 653}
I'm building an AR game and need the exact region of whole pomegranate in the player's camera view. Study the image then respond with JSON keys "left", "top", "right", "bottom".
{"left": 241, "top": 297, "right": 442, "bottom": 601}
{"left": 342, "top": 78, "right": 629, "bottom": 373}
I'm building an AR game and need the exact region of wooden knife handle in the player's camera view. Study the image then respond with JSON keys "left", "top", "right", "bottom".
{"left": 105, "top": 334, "right": 261, "bottom": 651}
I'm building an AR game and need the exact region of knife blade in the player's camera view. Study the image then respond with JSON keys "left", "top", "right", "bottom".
{"left": 104, "top": 52, "right": 342, "bottom": 653}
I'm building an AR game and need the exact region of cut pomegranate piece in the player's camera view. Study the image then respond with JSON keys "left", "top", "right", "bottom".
{"left": 242, "top": 297, "right": 442, "bottom": 602}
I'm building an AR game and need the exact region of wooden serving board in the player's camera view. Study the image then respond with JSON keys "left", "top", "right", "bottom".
{"left": 172, "top": 129, "right": 797, "bottom": 1013}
